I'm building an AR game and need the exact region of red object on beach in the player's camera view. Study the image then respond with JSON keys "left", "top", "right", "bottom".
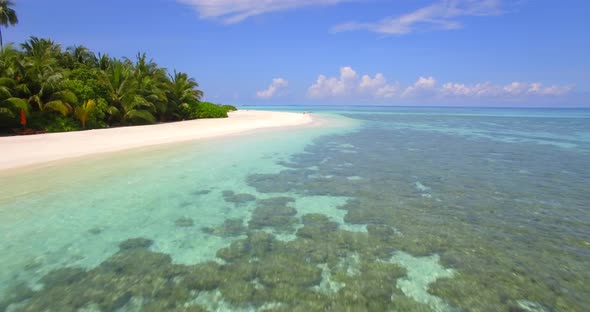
{"left": 20, "top": 108, "right": 26, "bottom": 126}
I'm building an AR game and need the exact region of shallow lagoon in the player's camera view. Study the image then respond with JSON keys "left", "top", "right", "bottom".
{"left": 1, "top": 107, "right": 589, "bottom": 311}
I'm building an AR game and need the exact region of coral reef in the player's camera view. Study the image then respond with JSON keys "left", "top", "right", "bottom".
{"left": 2, "top": 224, "right": 445, "bottom": 312}
{"left": 248, "top": 197, "right": 298, "bottom": 232}
{"left": 256, "top": 254, "right": 322, "bottom": 288}
{"left": 217, "top": 231, "right": 276, "bottom": 262}
{"left": 118, "top": 237, "right": 153, "bottom": 250}
{"left": 201, "top": 218, "right": 246, "bottom": 237}
{"left": 296, "top": 213, "right": 339, "bottom": 239}
{"left": 222, "top": 190, "right": 256, "bottom": 204}
{"left": 4, "top": 113, "right": 589, "bottom": 311}
{"left": 241, "top": 122, "right": 590, "bottom": 311}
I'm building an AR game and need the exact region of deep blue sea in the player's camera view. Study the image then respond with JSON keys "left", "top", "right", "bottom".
{"left": 1, "top": 107, "right": 588, "bottom": 311}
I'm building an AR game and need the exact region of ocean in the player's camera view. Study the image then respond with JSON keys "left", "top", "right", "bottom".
{"left": 1, "top": 107, "right": 588, "bottom": 311}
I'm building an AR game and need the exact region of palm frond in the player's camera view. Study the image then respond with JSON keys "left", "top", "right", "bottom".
{"left": 44, "top": 100, "right": 72, "bottom": 116}
{"left": 3, "top": 97, "right": 29, "bottom": 114}
{"left": 125, "top": 109, "right": 156, "bottom": 124}
{"left": 51, "top": 90, "right": 78, "bottom": 105}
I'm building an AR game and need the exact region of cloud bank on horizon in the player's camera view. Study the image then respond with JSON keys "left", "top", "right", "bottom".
{"left": 307, "top": 67, "right": 575, "bottom": 102}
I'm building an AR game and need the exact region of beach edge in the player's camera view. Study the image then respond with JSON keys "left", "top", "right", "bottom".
{"left": 0, "top": 110, "right": 314, "bottom": 172}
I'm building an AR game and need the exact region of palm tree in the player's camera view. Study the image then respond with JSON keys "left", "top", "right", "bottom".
{"left": 132, "top": 53, "right": 168, "bottom": 115}
{"left": 21, "top": 37, "right": 61, "bottom": 59}
{"left": 42, "top": 90, "right": 77, "bottom": 116}
{"left": 0, "top": 43, "right": 20, "bottom": 77}
{"left": 0, "top": 0, "right": 18, "bottom": 49}
{"left": 0, "top": 80, "right": 27, "bottom": 119}
{"left": 0, "top": 45, "right": 29, "bottom": 120}
{"left": 20, "top": 38, "right": 62, "bottom": 91}
{"left": 100, "top": 59, "right": 156, "bottom": 124}
{"left": 97, "top": 53, "right": 111, "bottom": 71}
{"left": 16, "top": 37, "right": 74, "bottom": 115}
{"left": 74, "top": 99, "right": 95, "bottom": 128}
{"left": 62, "top": 45, "right": 97, "bottom": 69}
{"left": 167, "top": 70, "right": 203, "bottom": 119}
{"left": 0, "top": 65, "right": 28, "bottom": 122}
{"left": 0, "top": 46, "right": 27, "bottom": 96}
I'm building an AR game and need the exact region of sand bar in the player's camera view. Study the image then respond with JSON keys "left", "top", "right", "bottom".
{"left": 0, "top": 110, "right": 313, "bottom": 171}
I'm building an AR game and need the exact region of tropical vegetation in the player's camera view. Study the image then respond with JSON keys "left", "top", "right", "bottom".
{"left": 0, "top": 39, "right": 236, "bottom": 134}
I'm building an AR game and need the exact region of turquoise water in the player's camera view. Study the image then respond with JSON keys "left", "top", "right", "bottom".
{"left": 1, "top": 107, "right": 589, "bottom": 311}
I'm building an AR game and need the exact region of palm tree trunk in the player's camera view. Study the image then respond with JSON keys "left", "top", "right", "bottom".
{"left": 0, "top": 26, "right": 3, "bottom": 49}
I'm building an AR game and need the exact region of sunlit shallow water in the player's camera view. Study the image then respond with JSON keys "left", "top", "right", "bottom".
{"left": 1, "top": 108, "right": 589, "bottom": 312}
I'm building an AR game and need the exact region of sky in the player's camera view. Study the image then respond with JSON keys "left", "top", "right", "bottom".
{"left": 6, "top": 0, "right": 590, "bottom": 107}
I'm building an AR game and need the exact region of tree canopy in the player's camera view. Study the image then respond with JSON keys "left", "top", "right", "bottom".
{"left": 0, "top": 37, "right": 236, "bottom": 133}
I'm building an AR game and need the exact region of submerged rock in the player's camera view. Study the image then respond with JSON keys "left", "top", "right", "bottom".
{"left": 88, "top": 227, "right": 103, "bottom": 235}
{"left": 217, "top": 231, "right": 276, "bottom": 262}
{"left": 192, "top": 189, "right": 211, "bottom": 196}
{"left": 222, "top": 190, "right": 256, "bottom": 204}
{"left": 219, "top": 280, "right": 257, "bottom": 305}
{"left": 247, "top": 174, "right": 294, "bottom": 193}
{"left": 41, "top": 267, "right": 87, "bottom": 287}
{"left": 0, "top": 283, "right": 34, "bottom": 311}
{"left": 257, "top": 254, "right": 322, "bottom": 288}
{"left": 23, "top": 257, "right": 43, "bottom": 271}
{"left": 249, "top": 197, "right": 298, "bottom": 232}
{"left": 296, "top": 213, "right": 339, "bottom": 239}
{"left": 175, "top": 217, "right": 195, "bottom": 227}
{"left": 202, "top": 218, "right": 246, "bottom": 237}
{"left": 181, "top": 261, "right": 223, "bottom": 290}
{"left": 99, "top": 249, "right": 173, "bottom": 276}
{"left": 118, "top": 237, "right": 153, "bottom": 250}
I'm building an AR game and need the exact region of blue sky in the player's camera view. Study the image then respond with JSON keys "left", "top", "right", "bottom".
{"left": 7, "top": 0, "right": 590, "bottom": 107}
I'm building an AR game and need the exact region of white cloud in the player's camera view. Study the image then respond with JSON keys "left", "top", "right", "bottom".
{"left": 307, "top": 68, "right": 574, "bottom": 102}
{"left": 441, "top": 81, "right": 575, "bottom": 98}
{"left": 179, "top": 0, "right": 356, "bottom": 24}
{"left": 527, "top": 83, "right": 573, "bottom": 96}
{"left": 503, "top": 82, "right": 528, "bottom": 95}
{"left": 308, "top": 67, "right": 399, "bottom": 98}
{"left": 402, "top": 76, "right": 437, "bottom": 97}
{"left": 442, "top": 82, "right": 500, "bottom": 97}
{"left": 257, "top": 78, "right": 289, "bottom": 99}
{"left": 333, "top": 0, "right": 502, "bottom": 34}
{"left": 360, "top": 74, "right": 400, "bottom": 98}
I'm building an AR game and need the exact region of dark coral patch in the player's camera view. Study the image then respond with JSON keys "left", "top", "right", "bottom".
{"left": 222, "top": 190, "right": 256, "bottom": 204}
{"left": 249, "top": 197, "right": 298, "bottom": 232}
{"left": 175, "top": 217, "right": 195, "bottom": 227}
{"left": 118, "top": 237, "right": 153, "bottom": 251}
{"left": 202, "top": 218, "right": 246, "bottom": 237}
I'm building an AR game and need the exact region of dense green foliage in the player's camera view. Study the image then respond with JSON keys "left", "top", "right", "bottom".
{"left": 0, "top": 37, "right": 235, "bottom": 133}
{"left": 192, "top": 102, "right": 231, "bottom": 119}
{"left": 221, "top": 104, "right": 237, "bottom": 112}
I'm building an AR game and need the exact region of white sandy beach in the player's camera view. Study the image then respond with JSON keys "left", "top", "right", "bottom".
{"left": 0, "top": 110, "right": 313, "bottom": 171}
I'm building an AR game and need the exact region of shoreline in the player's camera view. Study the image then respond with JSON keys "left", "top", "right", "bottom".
{"left": 0, "top": 110, "right": 313, "bottom": 172}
